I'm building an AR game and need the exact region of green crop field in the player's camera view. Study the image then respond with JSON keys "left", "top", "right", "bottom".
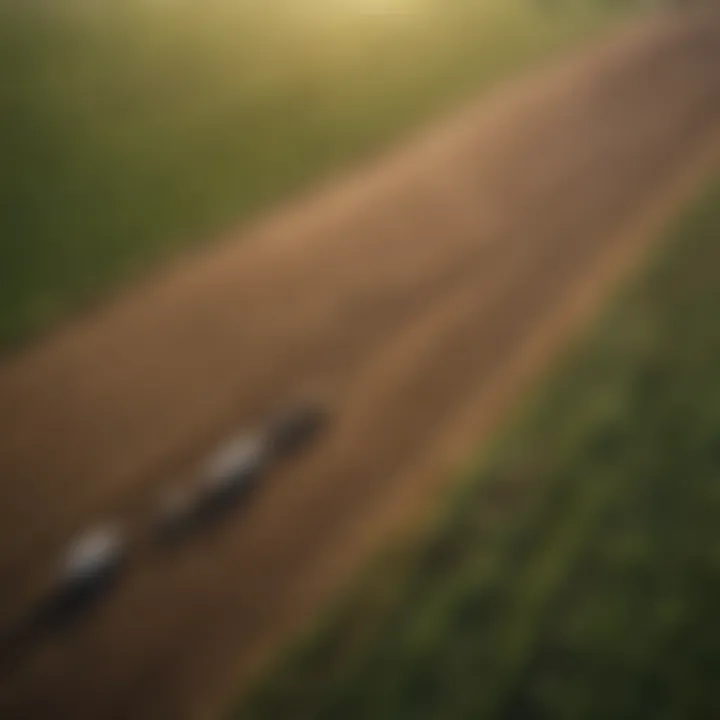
{"left": 235, "top": 176, "right": 720, "bottom": 719}
{"left": 0, "top": 0, "right": 642, "bottom": 348}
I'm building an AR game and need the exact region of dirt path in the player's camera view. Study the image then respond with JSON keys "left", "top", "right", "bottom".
{"left": 1, "top": 7, "right": 720, "bottom": 719}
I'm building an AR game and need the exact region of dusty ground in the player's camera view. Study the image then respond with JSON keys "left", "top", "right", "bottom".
{"left": 1, "top": 7, "right": 720, "bottom": 719}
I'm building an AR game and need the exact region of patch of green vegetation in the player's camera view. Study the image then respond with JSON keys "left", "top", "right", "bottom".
{"left": 0, "top": 0, "right": 641, "bottom": 348}
{"left": 234, "top": 177, "right": 720, "bottom": 720}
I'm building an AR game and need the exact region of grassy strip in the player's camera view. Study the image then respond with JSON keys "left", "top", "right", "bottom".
{"left": 0, "top": 0, "right": 642, "bottom": 348}
{"left": 234, "top": 177, "right": 720, "bottom": 720}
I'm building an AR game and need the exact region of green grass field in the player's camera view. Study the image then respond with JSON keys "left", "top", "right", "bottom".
{"left": 0, "top": 0, "right": 642, "bottom": 348}
{"left": 235, "top": 177, "right": 720, "bottom": 720}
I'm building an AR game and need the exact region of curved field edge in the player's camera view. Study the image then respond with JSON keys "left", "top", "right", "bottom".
{"left": 233, "top": 176, "right": 720, "bottom": 720}
{"left": 0, "top": 0, "right": 645, "bottom": 349}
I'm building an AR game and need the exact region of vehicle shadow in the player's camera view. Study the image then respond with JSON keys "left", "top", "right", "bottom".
{"left": 0, "top": 566, "right": 124, "bottom": 672}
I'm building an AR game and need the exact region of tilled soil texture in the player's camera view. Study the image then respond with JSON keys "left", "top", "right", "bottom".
{"left": 2, "top": 7, "right": 720, "bottom": 720}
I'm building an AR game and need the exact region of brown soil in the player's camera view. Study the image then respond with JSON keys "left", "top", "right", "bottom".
{"left": 1, "top": 7, "right": 720, "bottom": 719}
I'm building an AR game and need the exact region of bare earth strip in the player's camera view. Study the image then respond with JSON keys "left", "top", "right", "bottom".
{"left": 2, "top": 7, "right": 720, "bottom": 719}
